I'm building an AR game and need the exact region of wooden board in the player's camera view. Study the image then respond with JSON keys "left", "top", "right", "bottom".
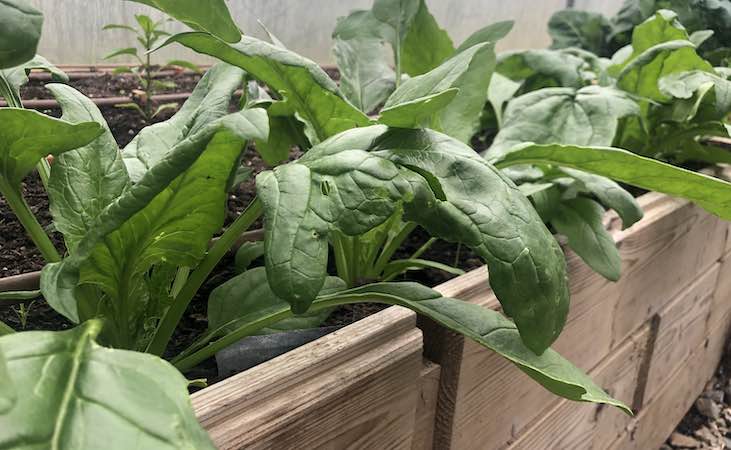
{"left": 507, "top": 324, "right": 652, "bottom": 450}
{"left": 193, "top": 306, "right": 423, "bottom": 450}
{"left": 412, "top": 359, "right": 441, "bottom": 450}
{"left": 424, "top": 194, "right": 729, "bottom": 450}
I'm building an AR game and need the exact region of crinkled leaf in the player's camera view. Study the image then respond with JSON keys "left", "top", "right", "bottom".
{"left": 208, "top": 267, "right": 344, "bottom": 335}
{"left": 0, "top": 55, "right": 67, "bottom": 103}
{"left": 166, "top": 33, "right": 369, "bottom": 143}
{"left": 560, "top": 168, "right": 643, "bottom": 229}
{"left": 497, "top": 49, "right": 590, "bottom": 92}
{"left": 318, "top": 282, "right": 630, "bottom": 413}
{"left": 0, "top": 109, "right": 102, "bottom": 186}
{"left": 41, "top": 110, "right": 268, "bottom": 339}
{"left": 129, "top": 0, "right": 240, "bottom": 43}
{"left": 384, "top": 42, "right": 496, "bottom": 142}
{"left": 378, "top": 88, "right": 458, "bottom": 128}
{"left": 492, "top": 143, "right": 731, "bottom": 221}
{"left": 552, "top": 198, "right": 621, "bottom": 281}
{"left": 659, "top": 70, "right": 731, "bottom": 121}
{"left": 333, "top": 37, "right": 395, "bottom": 114}
{"left": 0, "top": 0, "right": 42, "bottom": 69}
{"left": 122, "top": 63, "right": 245, "bottom": 181}
{"left": 0, "top": 321, "right": 216, "bottom": 449}
{"left": 487, "top": 85, "right": 639, "bottom": 160}
{"left": 455, "top": 20, "right": 514, "bottom": 54}
{"left": 46, "top": 84, "right": 130, "bottom": 253}
{"left": 401, "top": 0, "right": 455, "bottom": 76}
{"left": 548, "top": 9, "right": 612, "bottom": 56}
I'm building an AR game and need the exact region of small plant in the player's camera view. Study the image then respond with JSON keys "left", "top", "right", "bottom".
{"left": 103, "top": 14, "right": 199, "bottom": 122}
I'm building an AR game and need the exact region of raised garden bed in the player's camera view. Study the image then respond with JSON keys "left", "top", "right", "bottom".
{"left": 180, "top": 191, "right": 731, "bottom": 449}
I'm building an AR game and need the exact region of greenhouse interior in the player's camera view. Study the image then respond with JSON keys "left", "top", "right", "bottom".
{"left": 2, "top": 0, "right": 731, "bottom": 449}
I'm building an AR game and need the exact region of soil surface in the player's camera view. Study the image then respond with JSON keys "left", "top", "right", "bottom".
{"left": 664, "top": 344, "right": 731, "bottom": 450}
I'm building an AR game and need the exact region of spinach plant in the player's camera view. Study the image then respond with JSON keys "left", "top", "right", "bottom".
{"left": 104, "top": 14, "right": 200, "bottom": 121}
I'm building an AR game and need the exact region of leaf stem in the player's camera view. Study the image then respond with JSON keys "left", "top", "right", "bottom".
{"left": 146, "top": 198, "right": 263, "bottom": 356}
{"left": 0, "top": 320, "right": 15, "bottom": 336}
{"left": 0, "top": 179, "right": 60, "bottom": 263}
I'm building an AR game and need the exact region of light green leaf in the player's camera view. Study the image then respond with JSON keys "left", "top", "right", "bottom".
{"left": 372, "top": 0, "right": 420, "bottom": 58}
{"left": 46, "top": 84, "right": 130, "bottom": 253}
{"left": 378, "top": 88, "right": 458, "bottom": 128}
{"left": 487, "top": 72, "right": 521, "bottom": 128}
{"left": 552, "top": 198, "right": 621, "bottom": 281}
{"left": 401, "top": 0, "right": 455, "bottom": 76}
{"left": 208, "top": 267, "right": 344, "bottom": 335}
{"left": 0, "top": 109, "right": 102, "bottom": 186}
{"left": 123, "top": 63, "right": 245, "bottom": 181}
{"left": 128, "top": 0, "right": 240, "bottom": 43}
{"left": 333, "top": 37, "right": 395, "bottom": 113}
{"left": 384, "top": 42, "right": 496, "bottom": 142}
{"left": 165, "top": 59, "right": 201, "bottom": 73}
{"left": 165, "top": 33, "right": 370, "bottom": 143}
{"left": 0, "top": 321, "right": 217, "bottom": 449}
{"left": 41, "top": 110, "right": 268, "bottom": 346}
{"left": 382, "top": 258, "right": 464, "bottom": 280}
{"left": 548, "top": 9, "right": 612, "bottom": 56}
{"left": 497, "top": 48, "right": 593, "bottom": 91}
{"left": 659, "top": 70, "right": 731, "bottom": 121}
{"left": 0, "top": 349, "right": 14, "bottom": 413}
{"left": 487, "top": 85, "right": 639, "bottom": 160}
{"left": 0, "top": 290, "right": 40, "bottom": 301}
{"left": 0, "top": 0, "right": 42, "bottom": 69}
{"left": 0, "top": 55, "right": 67, "bottom": 103}
{"left": 103, "top": 47, "right": 139, "bottom": 60}
{"left": 455, "top": 20, "right": 514, "bottom": 54}
{"left": 103, "top": 23, "right": 136, "bottom": 32}
{"left": 492, "top": 143, "right": 731, "bottom": 221}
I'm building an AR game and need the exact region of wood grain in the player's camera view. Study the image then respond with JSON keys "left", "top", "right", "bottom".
{"left": 412, "top": 359, "right": 441, "bottom": 450}
{"left": 193, "top": 306, "right": 423, "bottom": 450}
{"left": 424, "top": 193, "right": 729, "bottom": 450}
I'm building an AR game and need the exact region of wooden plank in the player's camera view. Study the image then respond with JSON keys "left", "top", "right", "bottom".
{"left": 424, "top": 193, "right": 729, "bottom": 450}
{"left": 609, "top": 309, "right": 731, "bottom": 450}
{"left": 507, "top": 324, "right": 652, "bottom": 450}
{"left": 644, "top": 264, "right": 721, "bottom": 403}
{"left": 193, "top": 306, "right": 423, "bottom": 450}
{"left": 412, "top": 359, "right": 441, "bottom": 450}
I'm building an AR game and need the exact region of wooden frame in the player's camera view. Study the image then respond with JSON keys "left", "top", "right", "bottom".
{"left": 192, "top": 192, "right": 731, "bottom": 450}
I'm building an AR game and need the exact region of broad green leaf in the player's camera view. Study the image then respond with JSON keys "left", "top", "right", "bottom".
{"left": 0, "top": 109, "right": 102, "bottom": 186}
{"left": 208, "top": 267, "right": 344, "bottom": 335}
{"left": 548, "top": 9, "right": 612, "bottom": 56}
{"left": 384, "top": 42, "right": 496, "bottom": 142}
{"left": 378, "top": 88, "right": 458, "bottom": 128}
{"left": 0, "top": 55, "right": 67, "bottom": 103}
{"left": 0, "top": 0, "right": 42, "bottom": 69}
{"left": 332, "top": 9, "right": 390, "bottom": 41}
{"left": 497, "top": 49, "right": 593, "bottom": 91}
{"left": 333, "top": 37, "right": 396, "bottom": 113}
{"left": 372, "top": 0, "right": 420, "bottom": 60}
{"left": 560, "top": 168, "right": 643, "bottom": 229}
{"left": 0, "top": 349, "right": 13, "bottom": 413}
{"left": 41, "top": 110, "right": 268, "bottom": 345}
{"left": 123, "top": 63, "right": 245, "bottom": 181}
{"left": 0, "top": 321, "right": 217, "bottom": 449}
{"left": 322, "top": 282, "right": 629, "bottom": 412}
{"left": 492, "top": 143, "right": 731, "bottom": 221}
{"left": 659, "top": 70, "right": 731, "bottom": 121}
{"left": 165, "top": 33, "right": 370, "bottom": 143}
{"left": 128, "top": 0, "right": 241, "bottom": 43}
{"left": 609, "top": 10, "right": 714, "bottom": 102}
{"left": 487, "top": 72, "right": 521, "bottom": 128}
{"left": 552, "top": 198, "right": 621, "bottom": 281}
{"left": 234, "top": 241, "right": 265, "bottom": 273}
{"left": 455, "top": 20, "right": 514, "bottom": 54}
{"left": 258, "top": 125, "right": 569, "bottom": 352}
{"left": 487, "top": 86, "right": 639, "bottom": 160}
{"left": 46, "top": 84, "right": 130, "bottom": 253}
{"left": 401, "top": 0, "right": 455, "bottom": 76}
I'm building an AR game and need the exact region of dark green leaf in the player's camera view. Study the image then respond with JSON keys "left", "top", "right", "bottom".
{"left": 497, "top": 48, "right": 593, "bottom": 91}
{"left": 165, "top": 33, "right": 370, "bottom": 143}
{"left": 455, "top": 20, "right": 514, "bottom": 54}
{"left": 234, "top": 241, "right": 265, "bottom": 273}
{"left": 552, "top": 198, "right": 621, "bottom": 281}
{"left": 0, "top": 290, "right": 40, "bottom": 301}
{"left": 401, "top": 0, "right": 455, "bottom": 76}
{"left": 0, "top": 321, "right": 216, "bottom": 449}
{"left": 46, "top": 84, "right": 131, "bottom": 253}
{"left": 129, "top": 0, "right": 240, "bottom": 43}
{"left": 548, "top": 9, "right": 612, "bottom": 56}
{"left": 0, "top": 0, "right": 42, "bottom": 69}
{"left": 493, "top": 143, "right": 731, "bottom": 221}
{"left": 384, "top": 42, "right": 496, "bottom": 142}
{"left": 382, "top": 258, "right": 464, "bottom": 279}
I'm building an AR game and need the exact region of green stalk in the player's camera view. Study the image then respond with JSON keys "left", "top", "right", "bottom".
{"left": 372, "top": 222, "right": 416, "bottom": 276}
{"left": 172, "top": 291, "right": 401, "bottom": 372}
{"left": 331, "top": 232, "right": 352, "bottom": 287}
{"left": 0, "top": 320, "right": 15, "bottom": 336}
{"left": 146, "top": 198, "right": 263, "bottom": 356}
{"left": 411, "top": 237, "right": 436, "bottom": 260}
{"left": 0, "top": 179, "right": 60, "bottom": 263}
